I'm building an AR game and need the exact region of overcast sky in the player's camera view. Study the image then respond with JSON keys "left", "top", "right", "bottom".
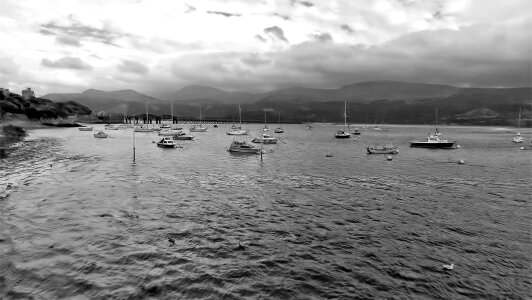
{"left": 0, "top": 0, "right": 530, "bottom": 97}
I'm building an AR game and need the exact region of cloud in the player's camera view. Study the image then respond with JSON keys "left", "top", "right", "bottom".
{"left": 41, "top": 57, "right": 92, "bottom": 70}
{"left": 290, "top": 0, "right": 314, "bottom": 7}
{"left": 0, "top": 56, "right": 18, "bottom": 75}
{"left": 340, "top": 24, "right": 354, "bottom": 34}
{"left": 117, "top": 60, "right": 149, "bottom": 74}
{"left": 207, "top": 10, "right": 242, "bottom": 17}
{"left": 309, "top": 32, "right": 333, "bottom": 42}
{"left": 40, "top": 20, "right": 125, "bottom": 45}
{"left": 264, "top": 26, "right": 288, "bottom": 42}
{"left": 56, "top": 35, "right": 81, "bottom": 47}
{"left": 184, "top": 4, "right": 196, "bottom": 13}
{"left": 255, "top": 34, "right": 267, "bottom": 42}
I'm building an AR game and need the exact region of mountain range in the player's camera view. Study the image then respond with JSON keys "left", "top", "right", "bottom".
{"left": 41, "top": 81, "right": 532, "bottom": 126}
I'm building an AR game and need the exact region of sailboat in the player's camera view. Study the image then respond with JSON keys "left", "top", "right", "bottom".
{"left": 190, "top": 105, "right": 207, "bottom": 132}
{"left": 335, "top": 101, "right": 351, "bottom": 138}
{"left": 159, "top": 101, "right": 182, "bottom": 136}
{"left": 252, "top": 111, "right": 278, "bottom": 144}
{"left": 226, "top": 103, "right": 247, "bottom": 135}
{"left": 512, "top": 108, "right": 524, "bottom": 143}
{"left": 134, "top": 103, "right": 153, "bottom": 132}
{"left": 305, "top": 115, "right": 312, "bottom": 130}
{"left": 274, "top": 112, "right": 284, "bottom": 133}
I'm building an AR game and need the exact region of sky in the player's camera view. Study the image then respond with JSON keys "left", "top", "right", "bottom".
{"left": 0, "top": 0, "right": 531, "bottom": 98}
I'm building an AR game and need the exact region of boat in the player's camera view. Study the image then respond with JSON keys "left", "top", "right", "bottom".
{"left": 158, "top": 128, "right": 182, "bottom": 136}
{"left": 93, "top": 131, "right": 108, "bottom": 138}
{"left": 134, "top": 103, "right": 153, "bottom": 132}
{"left": 252, "top": 112, "right": 278, "bottom": 144}
{"left": 78, "top": 127, "right": 93, "bottom": 131}
{"left": 228, "top": 140, "right": 261, "bottom": 154}
{"left": 173, "top": 132, "right": 194, "bottom": 140}
{"left": 190, "top": 105, "right": 208, "bottom": 132}
{"left": 305, "top": 115, "right": 312, "bottom": 130}
{"left": 512, "top": 108, "right": 524, "bottom": 143}
{"left": 274, "top": 112, "right": 284, "bottom": 133}
{"left": 410, "top": 133, "right": 456, "bottom": 149}
{"left": 104, "top": 124, "right": 119, "bottom": 130}
{"left": 367, "top": 145, "right": 399, "bottom": 154}
{"left": 156, "top": 137, "right": 177, "bottom": 148}
{"left": 227, "top": 103, "right": 247, "bottom": 135}
{"left": 214, "top": 124, "right": 218, "bottom": 128}
{"left": 335, "top": 101, "right": 351, "bottom": 139}
{"left": 352, "top": 129, "right": 361, "bottom": 135}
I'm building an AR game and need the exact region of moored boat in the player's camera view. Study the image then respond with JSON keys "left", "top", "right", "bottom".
{"left": 227, "top": 103, "right": 247, "bottom": 135}
{"left": 410, "top": 133, "right": 456, "bottom": 149}
{"left": 189, "top": 124, "right": 208, "bottom": 132}
{"left": 335, "top": 101, "right": 351, "bottom": 139}
{"left": 93, "top": 131, "right": 108, "bottom": 138}
{"left": 512, "top": 108, "right": 524, "bottom": 143}
{"left": 173, "top": 132, "right": 194, "bottom": 140}
{"left": 158, "top": 129, "right": 182, "bottom": 136}
{"left": 367, "top": 145, "right": 399, "bottom": 154}
{"left": 156, "top": 137, "right": 177, "bottom": 148}
{"left": 78, "top": 127, "right": 93, "bottom": 131}
{"left": 228, "top": 140, "right": 261, "bottom": 154}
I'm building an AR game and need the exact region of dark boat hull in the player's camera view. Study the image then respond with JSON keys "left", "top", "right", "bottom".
{"left": 157, "top": 143, "right": 175, "bottom": 148}
{"left": 410, "top": 141, "right": 455, "bottom": 149}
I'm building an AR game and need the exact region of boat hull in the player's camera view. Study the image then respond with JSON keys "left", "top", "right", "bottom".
{"left": 367, "top": 147, "right": 398, "bottom": 154}
{"left": 157, "top": 143, "right": 176, "bottom": 148}
{"left": 410, "top": 141, "right": 455, "bottom": 149}
{"left": 251, "top": 138, "right": 278, "bottom": 144}
{"left": 227, "top": 131, "right": 247, "bottom": 135}
{"left": 335, "top": 134, "right": 350, "bottom": 139}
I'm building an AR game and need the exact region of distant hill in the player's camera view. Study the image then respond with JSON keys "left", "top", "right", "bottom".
{"left": 42, "top": 89, "right": 163, "bottom": 115}
{"left": 0, "top": 90, "right": 91, "bottom": 120}
{"left": 40, "top": 81, "right": 532, "bottom": 126}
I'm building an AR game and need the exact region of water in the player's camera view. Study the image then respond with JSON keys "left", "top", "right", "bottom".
{"left": 1, "top": 124, "right": 531, "bottom": 299}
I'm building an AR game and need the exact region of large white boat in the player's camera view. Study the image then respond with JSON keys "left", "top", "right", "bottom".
{"left": 227, "top": 103, "right": 247, "bottom": 135}
{"left": 228, "top": 140, "right": 261, "bottom": 154}
{"left": 335, "top": 101, "right": 351, "bottom": 139}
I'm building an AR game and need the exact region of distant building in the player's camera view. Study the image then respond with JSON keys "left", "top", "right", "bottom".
{"left": 21, "top": 87, "right": 35, "bottom": 100}
{"left": 0, "top": 88, "right": 9, "bottom": 97}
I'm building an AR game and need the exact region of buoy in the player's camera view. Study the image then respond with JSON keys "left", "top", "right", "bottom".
{"left": 520, "top": 147, "right": 525, "bottom": 150}
{"left": 442, "top": 263, "right": 454, "bottom": 270}
{"left": 458, "top": 159, "right": 465, "bottom": 164}
{"left": 386, "top": 156, "right": 393, "bottom": 161}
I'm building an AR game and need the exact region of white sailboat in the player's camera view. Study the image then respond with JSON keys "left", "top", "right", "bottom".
{"left": 274, "top": 112, "right": 284, "bottom": 133}
{"left": 190, "top": 105, "right": 207, "bottom": 132}
{"left": 335, "top": 101, "right": 351, "bottom": 138}
{"left": 134, "top": 103, "right": 153, "bottom": 132}
{"left": 513, "top": 108, "right": 524, "bottom": 143}
{"left": 252, "top": 111, "right": 278, "bottom": 144}
{"left": 227, "top": 103, "right": 247, "bottom": 135}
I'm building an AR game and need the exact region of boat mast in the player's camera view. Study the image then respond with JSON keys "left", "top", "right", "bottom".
{"left": 517, "top": 107, "right": 521, "bottom": 133}
{"left": 344, "top": 100, "right": 348, "bottom": 131}
{"left": 239, "top": 103, "right": 242, "bottom": 126}
{"left": 171, "top": 101, "right": 173, "bottom": 124}
{"left": 145, "top": 103, "right": 148, "bottom": 126}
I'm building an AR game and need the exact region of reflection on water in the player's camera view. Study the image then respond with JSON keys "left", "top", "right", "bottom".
{"left": 1, "top": 124, "right": 531, "bottom": 299}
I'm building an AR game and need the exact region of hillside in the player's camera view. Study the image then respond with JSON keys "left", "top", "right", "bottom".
{"left": 0, "top": 90, "right": 91, "bottom": 120}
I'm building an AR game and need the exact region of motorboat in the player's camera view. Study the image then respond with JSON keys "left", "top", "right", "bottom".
{"left": 352, "top": 129, "right": 361, "bottom": 135}
{"left": 78, "top": 127, "right": 93, "bottom": 131}
{"left": 93, "top": 131, "right": 108, "bottom": 138}
{"left": 367, "top": 145, "right": 399, "bottom": 154}
{"left": 173, "top": 132, "right": 194, "bottom": 140}
{"left": 252, "top": 132, "right": 278, "bottom": 144}
{"left": 335, "top": 101, "right": 351, "bottom": 139}
{"left": 227, "top": 104, "right": 247, "bottom": 135}
{"left": 214, "top": 124, "right": 218, "bottom": 128}
{"left": 410, "top": 133, "right": 456, "bottom": 149}
{"left": 228, "top": 140, "right": 261, "bottom": 154}
{"left": 157, "top": 137, "right": 177, "bottom": 148}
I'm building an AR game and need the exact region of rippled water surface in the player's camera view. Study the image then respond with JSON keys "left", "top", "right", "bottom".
{"left": 1, "top": 124, "right": 531, "bottom": 299}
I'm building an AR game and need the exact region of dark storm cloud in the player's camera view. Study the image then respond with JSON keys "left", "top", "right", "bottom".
{"left": 264, "top": 26, "right": 288, "bottom": 42}
{"left": 207, "top": 10, "right": 242, "bottom": 17}
{"left": 41, "top": 56, "right": 92, "bottom": 70}
{"left": 41, "top": 21, "right": 125, "bottom": 45}
{"left": 117, "top": 60, "right": 149, "bottom": 74}
{"left": 56, "top": 35, "right": 81, "bottom": 47}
